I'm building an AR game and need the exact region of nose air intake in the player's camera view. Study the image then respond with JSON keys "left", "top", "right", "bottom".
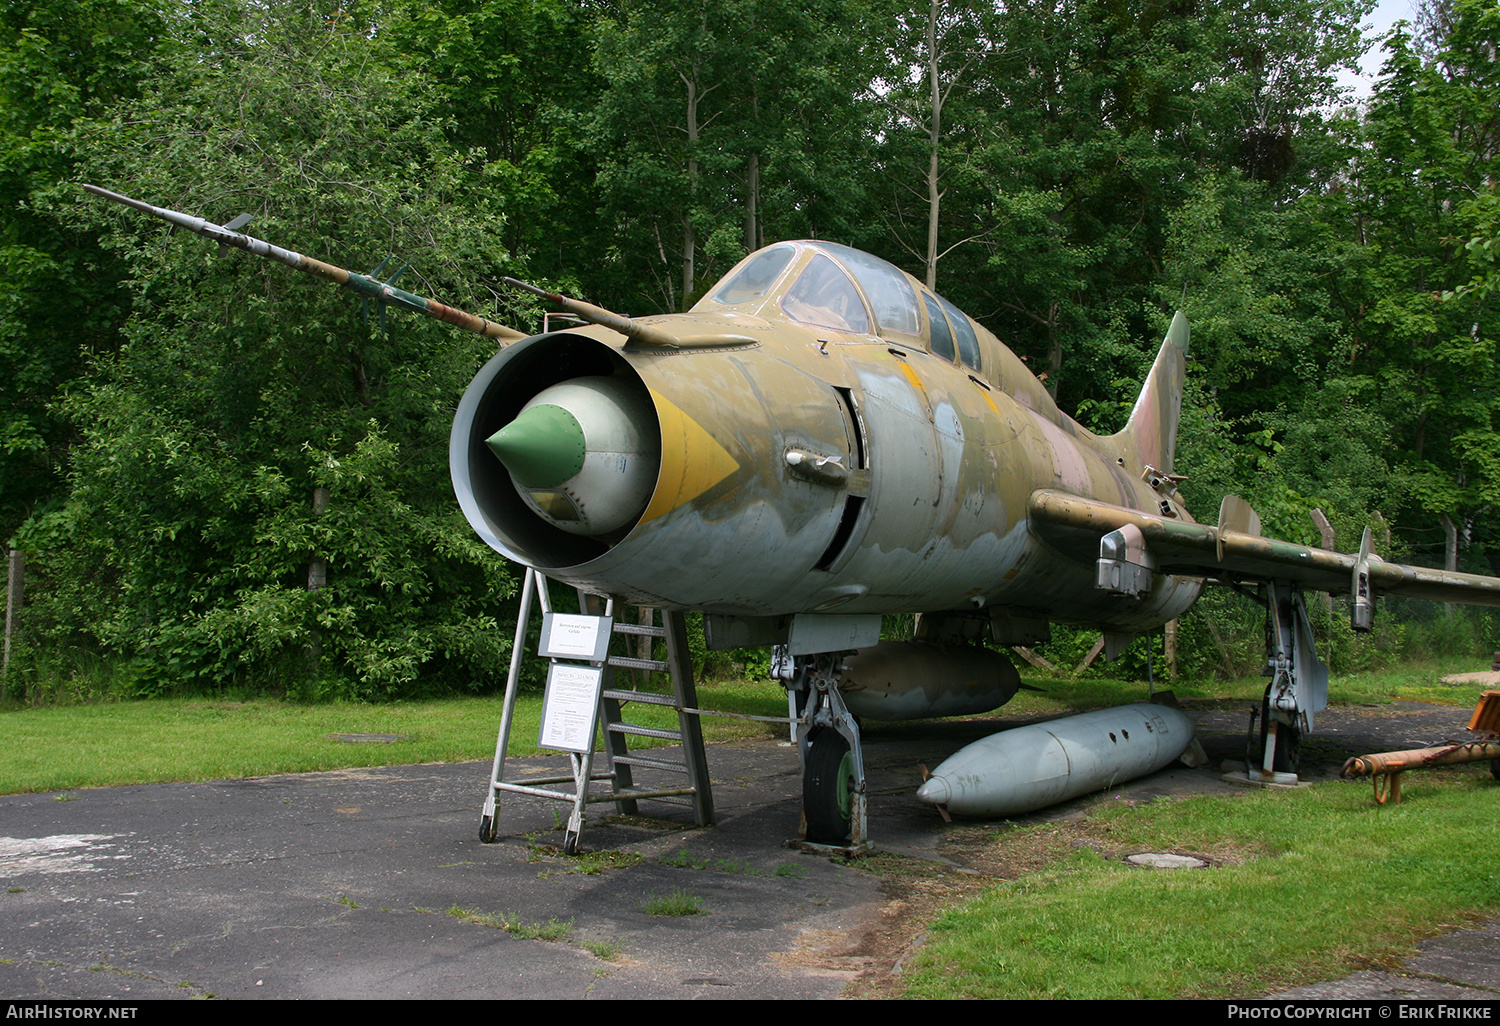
{"left": 484, "top": 375, "right": 661, "bottom": 537}
{"left": 450, "top": 333, "right": 662, "bottom": 568}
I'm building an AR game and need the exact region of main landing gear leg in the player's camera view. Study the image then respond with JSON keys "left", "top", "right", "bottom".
{"left": 1249, "top": 581, "right": 1328, "bottom": 785}
{"left": 783, "top": 651, "right": 871, "bottom": 854}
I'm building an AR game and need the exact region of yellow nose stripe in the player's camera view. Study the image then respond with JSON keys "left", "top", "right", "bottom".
{"left": 639, "top": 389, "right": 741, "bottom": 525}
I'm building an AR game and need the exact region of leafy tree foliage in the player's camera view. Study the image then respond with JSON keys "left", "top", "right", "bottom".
{"left": 898, "top": 0, "right": 1372, "bottom": 410}
{"left": 588, "top": 0, "right": 873, "bottom": 312}
{"left": 375, "top": 0, "right": 608, "bottom": 296}
{"left": 16, "top": 0, "right": 519, "bottom": 697}
{"left": 1305, "top": 3, "right": 1500, "bottom": 569}
{"left": 0, "top": 0, "right": 169, "bottom": 544}
{"left": 5, "top": 0, "right": 1500, "bottom": 696}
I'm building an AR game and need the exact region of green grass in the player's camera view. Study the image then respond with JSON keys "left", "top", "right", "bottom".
{"left": 529, "top": 845, "right": 643, "bottom": 876}
{"left": 640, "top": 887, "right": 704, "bottom": 916}
{"left": 660, "top": 849, "right": 711, "bottom": 870}
{"left": 0, "top": 681, "right": 786, "bottom": 795}
{"left": 658, "top": 849, "right": 769, "bottom": 875}
{"left": 899, "top": 767, "right": 1500, "bottom": 999}
{"left": 580, "top": 937, "right": 621, "bottom": 961}
{"left": 993, "top": 655, "right": 1496, "bottom": 721}
{"left": 849, "top": 657, "right": 1499, "bottom": 998}
{"left": 443, "top": 904, "right": 573, "bottom": 941}
{"left": 3, "top": 657, "right": 1486, "bottom": 796}
{"left": 5, "top": 657, "right": 1495, "bottom": 1000}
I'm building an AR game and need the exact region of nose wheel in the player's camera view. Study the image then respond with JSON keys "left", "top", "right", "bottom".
{"left": 788, "top": 654, "right": 871, "bottom": 853}
{"left": 803, "top": 729, "right": 856, "bottom": 844}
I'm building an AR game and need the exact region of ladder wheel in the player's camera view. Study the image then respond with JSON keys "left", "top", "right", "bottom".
{"left": 478, "top": 815, "right": 497, "bottom": 844}
{"left": 804, "top": 729, "right": 854, "bottom": 844}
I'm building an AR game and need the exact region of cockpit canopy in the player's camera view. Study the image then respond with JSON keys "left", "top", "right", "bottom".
{"left": 697, "top": 241, "right": 983, "bottom": 371}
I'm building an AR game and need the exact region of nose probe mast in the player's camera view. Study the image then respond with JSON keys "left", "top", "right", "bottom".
{"left": 82, "top": 183, "right": 527, "bottom": 344}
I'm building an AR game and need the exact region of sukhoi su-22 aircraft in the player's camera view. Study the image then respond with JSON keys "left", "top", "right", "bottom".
{"left": 85, "top": 184, "right": 1500, "bottom": 847}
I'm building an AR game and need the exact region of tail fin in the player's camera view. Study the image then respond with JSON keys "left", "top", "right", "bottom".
{"left": 1113, "top": 311, "right": 1189, "bottom": 474}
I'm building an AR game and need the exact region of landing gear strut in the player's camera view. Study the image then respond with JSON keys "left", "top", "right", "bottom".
{"left": 1258, "top": 686, "right": 1302, "bottom": 776}
{"left": 1249, "top": 581, "right": 1326, "bottom": 784}
{"left": 780, "top": 649, "right": 871, "bottom": 853}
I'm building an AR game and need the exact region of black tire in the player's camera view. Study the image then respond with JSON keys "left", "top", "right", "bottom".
{"left": 804, "top": 729, "right": 855, "bottom": 844}
{"left": 1490, "top": 758, "right": 1499, "bottom": 782}
{"left": 478, "top": 815, "right": 497, "bottom": 844}
{"left": 1259, "top": 687, "right": 1302, "bottom": 774}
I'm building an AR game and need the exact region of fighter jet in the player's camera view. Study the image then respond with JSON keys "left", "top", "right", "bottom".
{"left": 85, "top": 185, "right": 1500, "bottom": 848}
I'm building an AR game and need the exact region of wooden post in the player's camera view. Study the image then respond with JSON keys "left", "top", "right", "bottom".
{"left": 306, "top": 487, "right": 331, "bottom": 679}
{"left": 1441, "top": 514, "right": 1459, "bottom": 618}
{"left": 633, "top": 605, "right": 655, "bottom": 687}
{"left": 307, "top": 486, "right": 331, "bottom": 592}
{"left": 1073, "top": 635, "right": 1107, "bottom": 674}
{"left": 3, "top": 549, "right": 21, "bottom": 695}
{"left": 1010, "top": 646, "right": 1057, "bottom": 672}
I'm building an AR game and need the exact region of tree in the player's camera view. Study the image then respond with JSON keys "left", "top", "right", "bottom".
{"left": 865, "top": 0, "right": 1002, "bottom": 291}
{"left": 1305, "top": 1, "right": 1500, "bottom": 570}
{"left": 0, "top": 0, "right": 170, "bottom": 545}
{"left": 17, "top": 0, "right": 521, "bottom": 697}
{"left": 897, "top": 0, "right": 1373, "bottom": 411}
{"left": 374, "top": 0, "right": 608, "bottom": 291}
{"left": 588, "top": 0, "right": 872, "bottom": 312}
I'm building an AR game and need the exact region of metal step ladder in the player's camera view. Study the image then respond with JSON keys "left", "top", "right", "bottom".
{"left": 478, "top": 568, "right": 715, "bottom": 854}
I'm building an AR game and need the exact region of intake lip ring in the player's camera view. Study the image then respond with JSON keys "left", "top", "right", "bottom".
{"left": 450, "top": 333, "right": 657, "bottom": 570}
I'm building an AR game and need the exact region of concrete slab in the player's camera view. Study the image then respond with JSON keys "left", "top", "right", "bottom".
{"left": 1271, "top": 921, "right": 1500, "bottom": 1001}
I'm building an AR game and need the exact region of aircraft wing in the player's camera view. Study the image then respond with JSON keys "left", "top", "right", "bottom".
{"left": 1028, "top": 489, "right": 1500, "bottom": 609}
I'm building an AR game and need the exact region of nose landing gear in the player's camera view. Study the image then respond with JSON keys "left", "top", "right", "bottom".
{"left": 783, "top": 650, "right": 871, "bottom": 854}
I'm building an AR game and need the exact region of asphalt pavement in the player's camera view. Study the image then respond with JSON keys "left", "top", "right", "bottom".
{"left": 1, "top": 698, "right": 1496, "bottom": 1000}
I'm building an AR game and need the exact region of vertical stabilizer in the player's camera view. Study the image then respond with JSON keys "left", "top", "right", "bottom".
{"left": 1114, "top": 311, "right": 1188, "bottom": 474}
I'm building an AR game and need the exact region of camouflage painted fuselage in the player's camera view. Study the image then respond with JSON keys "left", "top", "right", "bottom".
{"left": 452, "top": 242, "right": 1200, "bottom": 633}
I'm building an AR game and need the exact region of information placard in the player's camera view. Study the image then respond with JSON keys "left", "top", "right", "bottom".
{"left": 538, "top": 663, "right": 604, "bottom": 753}
{"left": 539, "top": 613, "right": 613, "bottom": 662}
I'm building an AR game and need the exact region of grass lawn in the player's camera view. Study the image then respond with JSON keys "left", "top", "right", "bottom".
{"left": 1, "top": 655, "right": 1490, "bottom": 795}
{"left": 0, "top": 679, "right": 788, "bottom": 795}
{"left": 883, "top": 656, "right": 1500, "bottom": 998}
{"left": 3, "top": 657, "right": 1496, "bottom": 1000}
{"left": 898, "top": 765, "right": 1500, "bottom": 998}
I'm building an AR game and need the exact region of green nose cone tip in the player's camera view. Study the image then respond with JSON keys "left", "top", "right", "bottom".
{"left": 485, "top": 404, "right": 587, "bottom": 488}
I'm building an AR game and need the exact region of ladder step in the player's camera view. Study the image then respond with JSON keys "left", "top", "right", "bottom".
{"left": 612, "top": 787, "right": 694, "bottom": 807}
{"left": 615, "top": 754, "right": 692, "bottom": 774}
{"left": 631, "top": 794, "right": 691, "bottom": 808}
{"left": 612, "top": 623, "right": 666, "bottom": 638}
{"left": 589, "top": 786, "right": 694, "bottom": 806}
{"left": 607, "top": 722, "right": 683, "bottom": 741}
{"left": 607, "top": 655, "right": 670, "bottom": 672}
{"left": 602, "top": 688, "right": 678, "bottom": 707}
